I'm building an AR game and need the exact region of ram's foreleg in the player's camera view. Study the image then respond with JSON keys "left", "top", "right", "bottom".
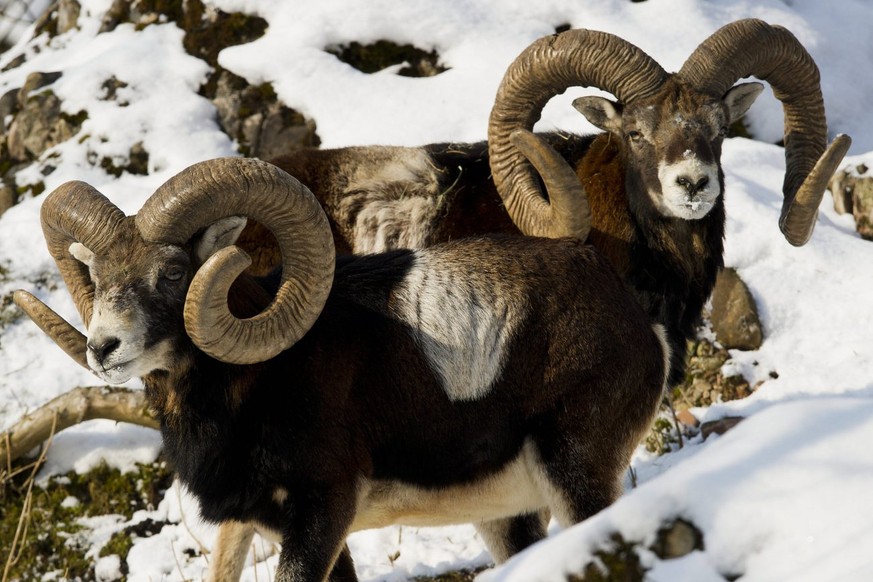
{"left": 275, "top": 485, "right": 358, "bottom": 582}
{"left": 206, "top": 521, "right": 256, "bottom": 582}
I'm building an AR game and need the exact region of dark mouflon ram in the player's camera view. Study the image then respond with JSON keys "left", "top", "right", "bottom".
{"left": 263, "top": 19, "right": 850, "bottom": 390}
{"left": 16, "top": 157, "right": 670, "bottom": 581}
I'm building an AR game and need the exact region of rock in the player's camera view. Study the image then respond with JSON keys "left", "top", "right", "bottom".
{"left": 700, "top": 416, "right": 744, "bottom": 440}
{"left": 0, "top": 183, "right": 15, "bottom": 217}
{"left": 829, "top": 164, "right": 873, "bottom": 240}
{"left": 676, "top": 409, "right": 699, "bottom": 428}
{"left": 5, "top": 72, "right": 84, "bottom": 162}
{"left": 17, "top": 71, "right": 63, "bottom": 105}
{"left": 0, "top": 89, "right": 19, "bottom": 132}
{"left": 651, "top": 519, "right": 704, "bottom": 559}
{"left": 212, "top": 69, "right": 319, "bottom": 158}
{"left": 57, "top": 0, "right": 82, "bottom": 34}
{"left": 253, "top": 106, "right": 318, "bottom": 160}
{"left": 7, "top": 90, "right": 76, "bottom": 161}
{"left": 709, "top": 268, "right": 763, "bottom": 351}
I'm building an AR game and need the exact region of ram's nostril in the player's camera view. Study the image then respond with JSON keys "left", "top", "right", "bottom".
{"left": 87, "top": 337, "right": 121, "bottom": 364}
{"left": 676, "top": 175, "right": 709, "bottom": 195}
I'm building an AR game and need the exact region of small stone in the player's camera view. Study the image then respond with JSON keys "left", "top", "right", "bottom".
{"left": 709, "top": 268, "right": 763, "bottom": 351}
{"left": 676, "top": 409, "right": 699, "bottom": 428}
{"left": 651, "top": 519, "right": 704, "bottom": 559}
{"left": 57, "top": 0, "right": 82, "bottom": 35}
{"left": 700, "top": 416, "right": 744, "bottom": 440}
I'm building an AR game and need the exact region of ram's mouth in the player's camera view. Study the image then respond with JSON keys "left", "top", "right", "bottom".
{"left": 679, "top": 197, "right": 714, "bottom": 218}
{"left": 90, "top": 359, "right": 137, "bottom": 384}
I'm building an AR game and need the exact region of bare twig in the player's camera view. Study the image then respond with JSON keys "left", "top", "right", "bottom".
{"left": 2, "top": 415, "right": 56, "bottom": 582}
{"left": 1, "top": 385, "right": 158, "bottom": 468}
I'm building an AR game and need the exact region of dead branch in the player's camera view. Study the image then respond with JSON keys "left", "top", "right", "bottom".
{"left": 1, "top": 385, "right": 158, "bottom": 469}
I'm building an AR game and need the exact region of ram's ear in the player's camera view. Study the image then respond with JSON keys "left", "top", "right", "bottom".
{"left": 724, "top": 82, "right": 764, "bottom": 124}
{"left": 572, "top": 96, "right": 623, "bottom": 133}
{"left": 195, "top": 216, "right": 247, "bottom": 265}
{"left": 69, "top": 242, "right": 95, "bottom": 268}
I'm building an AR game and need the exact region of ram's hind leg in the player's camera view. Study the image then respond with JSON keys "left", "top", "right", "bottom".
{"left": 475, "top": 511, "right": 549, "bottom": 563}
{"left": 532, "top": 429, "right": 627, "bottom": 527}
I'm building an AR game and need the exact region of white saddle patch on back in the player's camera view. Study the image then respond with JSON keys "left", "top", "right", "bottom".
{"left": 391, "top": 251, "right": 521, "bottom": 401}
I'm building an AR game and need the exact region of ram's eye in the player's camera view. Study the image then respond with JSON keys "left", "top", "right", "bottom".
{"left": 163, "top": 267, "right": 185, "bottom": 282}
{"left": 627, "top": 130, "right": 643, "bottom": 142}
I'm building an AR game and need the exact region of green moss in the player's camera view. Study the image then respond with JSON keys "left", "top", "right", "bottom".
{"left": 183, "top": 2, "right": 268, "bottom": 68}
{"left": 672, "top": 337, "right": 751, "bottom": 411}
{"left": 60, "top": 108, "right": 89, "bottom": 128}
{"left": 644, "top": 415, "right": 680, "bottom": 455}
{"left": 0, "top": 291, "right": 23, "bottom": 332}
{"left": 327, "top": 40, "right": 448, "bottom": 77}
{"left": 567, "top": 534, "right": 646, "bottom": 582}
{"left": 99, "top": 143, "right": 150, "bottom": 178}
{"left": 16, "top": 181, "right": 45, "bottom": 197}
{"left": 0, "top": 459, "right": 173, "bottom": 579}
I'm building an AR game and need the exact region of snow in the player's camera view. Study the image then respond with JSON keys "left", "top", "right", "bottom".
{"left": 1, "top": 0, "right": 872, "bottom": 580}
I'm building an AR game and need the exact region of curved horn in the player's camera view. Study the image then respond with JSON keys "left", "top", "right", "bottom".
{"left": 509, "top": 129, "right": 591, "bottom": 240}
{"left": 488, "top": 29, "right": 668, "bottom": 238}
{"left": 135, "top": 157, "right": 335, "bottom": 365}
{"left": 40, "top": 181, "right": 128, "bottom": 327}
{"left": 13, "top": 290, "right": 89, "bottom": 370}
{"left": 678, "top": 18, "right": 852, "bottom": 245}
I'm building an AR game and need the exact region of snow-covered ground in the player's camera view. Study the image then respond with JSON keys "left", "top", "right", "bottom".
{"left": 1, "top": 0, "right": 872, "bottom": 580}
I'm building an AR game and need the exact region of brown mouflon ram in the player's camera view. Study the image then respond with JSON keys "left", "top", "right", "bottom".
{"left": 262, "top": 19, "right": 849, "bottom": 392}
{"left": 17, "top": 157, "right": 669, "bottom": 582}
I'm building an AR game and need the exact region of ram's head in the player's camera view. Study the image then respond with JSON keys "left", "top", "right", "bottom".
{"left": 16, "top": 158, "right": 335, "bottom": 383}
{"left": 489, "top": 18, "right": 850, "bottom": 245}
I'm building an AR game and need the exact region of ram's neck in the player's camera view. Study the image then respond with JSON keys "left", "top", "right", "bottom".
{"left": 575, "top": 133, "right": 725, "bottom": 385}
{"left": 574, "top": 134, "right": 636, "bottom": 277}
{"left": 143, "top": 347, "right": 258, "bottom": 429}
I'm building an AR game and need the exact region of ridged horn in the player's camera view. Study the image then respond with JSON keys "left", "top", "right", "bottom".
{"left": 678, "top": 18, "right": 851, "bottom": 245}
{"left": 40, "top": 181, "right": 128, "bottom": 327}
{"left": 135, "top": 157, "right": 335, "bottom": 365}
{"left": 13, "top": 290, "right": 89, "bottom": 370}
{"left": 488, "top": 28, "right": 668, "bottom": 238}
{"left": 509, "top": 129, "right": 591, "bottom": 240}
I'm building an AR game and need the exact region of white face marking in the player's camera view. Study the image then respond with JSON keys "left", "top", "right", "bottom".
{"left": 85, "top": 295, "right": 173, "bottom": 384}
{"left": 391, "top": 251, "right": 520, "bottom": 401}
{"left": 655, "top": 155, "right": 721, "bottom": 220}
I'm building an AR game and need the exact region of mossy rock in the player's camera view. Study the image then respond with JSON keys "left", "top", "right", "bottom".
{"left": 327, "top": 39, "right": 448, "bottom": 77}
{"left": 672, "top": 337, "right": 752, "bottom": 410}
{"left": 567, "top": 533, "right": 646, "bottom": 582}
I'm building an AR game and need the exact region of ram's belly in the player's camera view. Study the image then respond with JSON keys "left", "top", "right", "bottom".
{"left": 352, "top": 443, "right": 545, "bottom": 531}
